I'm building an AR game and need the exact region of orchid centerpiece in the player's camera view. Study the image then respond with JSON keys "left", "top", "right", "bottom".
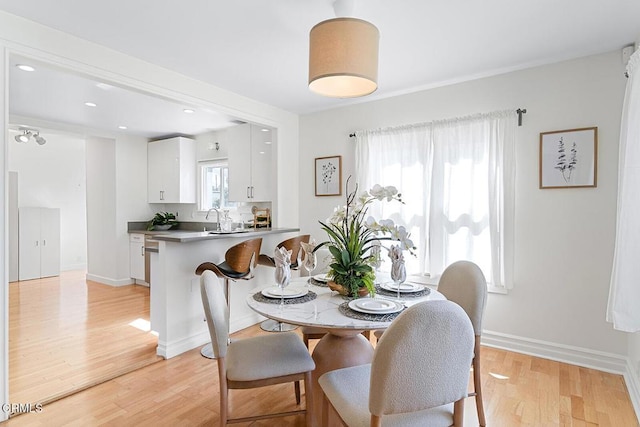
{"left": 317, "top": 178, "right": 415, "bottom": 298}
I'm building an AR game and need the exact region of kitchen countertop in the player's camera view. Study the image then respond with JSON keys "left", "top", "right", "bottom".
{"left": 136, "top": 227, "right": 300, "bottom": 243}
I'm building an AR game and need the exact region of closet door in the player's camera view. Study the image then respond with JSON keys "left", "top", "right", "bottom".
{"left": 18, "top": 207, "right": 61, "bottom": 280}
{"left": 40, "top": 208, "right": 61, "bottom": 278}
{"left": 18, "top": 207, "right": 42, "bottom": 281}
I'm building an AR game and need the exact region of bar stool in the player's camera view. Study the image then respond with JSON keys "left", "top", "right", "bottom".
{"left": 258, "top": 234, "right": 310, "bottom": 332}
{"left": 195, "top": 237, "right": 263, "bottom": 358}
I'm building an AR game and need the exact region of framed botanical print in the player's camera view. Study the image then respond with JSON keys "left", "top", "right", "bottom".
{"left": 539, "top": 127, "right": 598, "bottom": 189}
{"left": 315, "top": 155, "right": 342, "bottom": 196}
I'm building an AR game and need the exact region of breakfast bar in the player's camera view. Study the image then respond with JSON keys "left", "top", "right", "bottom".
{"left": 148, "top": 228, "right": 299, "bottom": 359}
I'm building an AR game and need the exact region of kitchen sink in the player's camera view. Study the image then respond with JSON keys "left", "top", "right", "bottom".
{"left": 208, "top": 229, "right": 251, "bottom": 235}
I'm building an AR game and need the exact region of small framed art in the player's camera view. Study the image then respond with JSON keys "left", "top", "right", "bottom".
{"left": 539, "top": 127, "right": 598, "bottom": 189}
{"left": 315, "top": 155, "right": 342, "bottom": 196}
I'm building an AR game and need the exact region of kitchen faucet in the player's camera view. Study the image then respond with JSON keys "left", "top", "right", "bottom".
{"left": 205, "top": 208, "right": 222, "bottom": 230}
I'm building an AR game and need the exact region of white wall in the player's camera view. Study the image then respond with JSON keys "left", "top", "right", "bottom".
{"left": 85, "top": 136, "right": 117, "bottom": 284}
{"left": 9, "top": 132, "right": 87, "bottom": 271}
{"left": 300, "top": 51, "right": 628, "bottom": 358}
{"left": 115, "top": 134, "right": 156, "bottom": 280}
{"left": 86, "top": 134, "right": 155, "bottom": 285}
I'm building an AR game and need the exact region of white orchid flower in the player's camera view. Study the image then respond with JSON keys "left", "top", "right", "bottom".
{"left": 369, "top": 184, "right": 386, "bottom": 200}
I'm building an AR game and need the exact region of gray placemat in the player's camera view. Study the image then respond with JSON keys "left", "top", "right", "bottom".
{"left": 338, "top": 301, "right": 405, "bottom": 322}
{"left": 253, "top": 290, "right": 317, "bottom": 305}
{"left": 308, "top": 277, "right": 328, "bottom": 287}
{"left": 375, "top": 284, "right": 431, "bottom": 299}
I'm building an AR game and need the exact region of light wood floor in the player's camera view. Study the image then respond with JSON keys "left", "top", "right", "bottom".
{"left": 9, "top": 271, "right": 161, "bottom": 406}
{"left": 4, "top": 274, "right": 638, "bottom": 426}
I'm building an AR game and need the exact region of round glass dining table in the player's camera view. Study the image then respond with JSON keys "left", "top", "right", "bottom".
{"left": 246, "top": 276, "right": 445, "bottom": 426}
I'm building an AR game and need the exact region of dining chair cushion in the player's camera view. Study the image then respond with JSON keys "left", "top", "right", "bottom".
{"left": 319, "top": 364, "right": 453, "bottom": 427}
{"left": 437, "top": 260, "right": 488, "bottom": 334}
{"left": 215, "top": 260, "right": 250, "bottom": 278}
{"left": 226, "top": 332, "right": 316, "bottom": 382}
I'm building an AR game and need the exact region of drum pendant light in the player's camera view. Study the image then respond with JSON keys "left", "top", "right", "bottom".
{"left": 308, "top": 15, "right": 379, "bottom": 98}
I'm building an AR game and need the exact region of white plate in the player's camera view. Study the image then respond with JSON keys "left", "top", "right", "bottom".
{"left": 261, "top": 286, "right": 308, "bottom": 299}
{"left": 348, "top": 298, "right": 404, "bottom": 314}
{"left": 313, "top": 274, "right": 330, "bottom": 282}
{"left": 380, "top": 282, "right": 424, "bottom": 293}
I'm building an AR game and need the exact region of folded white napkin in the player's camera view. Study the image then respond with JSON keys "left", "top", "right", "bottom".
{"left": 274, "top": 246, "right": 292, "bottom": 286}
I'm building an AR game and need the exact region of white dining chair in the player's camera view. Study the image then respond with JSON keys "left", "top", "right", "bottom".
{"left": 438, "top": 260, "right": 489, "bottom": 426}
{"left": 200, "top": 270, "right": 315, "bottom": 426}
{"left": 318, "top": 299, "right": 474, "bottom": 426}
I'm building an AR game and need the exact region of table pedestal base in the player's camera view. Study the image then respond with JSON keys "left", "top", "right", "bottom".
{"left": 310, "top": 330, "right": 374, "bottom": 427}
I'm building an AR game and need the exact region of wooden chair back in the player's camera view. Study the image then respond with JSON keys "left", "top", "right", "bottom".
{"left": 224, "top": 238, "right": 262, "bottom": 275}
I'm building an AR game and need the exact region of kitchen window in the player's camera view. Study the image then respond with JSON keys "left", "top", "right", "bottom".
{"left": 199, "top": 159, "right": 236, "bottom": 211}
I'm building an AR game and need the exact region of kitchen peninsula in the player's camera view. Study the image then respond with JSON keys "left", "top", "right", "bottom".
{"left": 148, "top": 228, "right": 299, "bottom": 358}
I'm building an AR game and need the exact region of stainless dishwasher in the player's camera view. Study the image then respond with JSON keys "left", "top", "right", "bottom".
{"left": 144, "top": 235, "right": 160, "bottom": 285}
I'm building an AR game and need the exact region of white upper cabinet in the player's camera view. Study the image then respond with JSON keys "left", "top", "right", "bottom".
{"left": 148, "top": 137, "right": 197, "bottom": 203}
{"left": 228, "top": 124, "right": 273, "bottom": 202}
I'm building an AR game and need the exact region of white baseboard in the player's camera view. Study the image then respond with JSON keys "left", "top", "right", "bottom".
{"left": 156, "top": 331, "right": 210, "bottom": 359}
{"left": 483, "top": 330, "right": 628, "bottom": 373}
{"left": 85, "top": 273, "right": 133, "bottom": 287}
{"left": 483, "top": 330, "right": 640, "bottom": 423}
{"left": 625, "top": 362, "right": 640, "bottom": 423}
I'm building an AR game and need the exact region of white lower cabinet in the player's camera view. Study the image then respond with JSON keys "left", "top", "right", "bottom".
{"left": 130, "top": 233, "right": 145, "bottom": 281}
{"left": 18, "top": 207, "right": 60, "bottom": 281}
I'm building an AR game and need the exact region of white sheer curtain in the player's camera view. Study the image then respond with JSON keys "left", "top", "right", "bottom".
{"left": 356, "top": 110, "right": 516, "bottom": 289}
{"left": 356, "top": 125, "right": 432, "bottom": 275}
{"left": 607, "top": 49, "right": 640, "bottom": 332}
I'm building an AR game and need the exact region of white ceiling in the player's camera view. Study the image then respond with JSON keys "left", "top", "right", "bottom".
{"left": 2, "top": 0, "right": 640, "bottom": 137}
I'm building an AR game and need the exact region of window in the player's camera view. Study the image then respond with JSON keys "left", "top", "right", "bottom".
{"left": 356, "top": 110, "right": 516, "bottom": 290}
{"left": 199, "top": 160, "right": 236, "bottom": 211}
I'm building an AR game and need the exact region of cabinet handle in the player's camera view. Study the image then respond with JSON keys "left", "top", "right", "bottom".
{"left": 251, "top": 186, "right": 254, "bottom": 198}
{"left": 43, "top": 240, "right": 46, "bottom": 246}
{"left": 160, "top": 190, "right": 164, "bottom": 200}
{"left": 35, "top": 240, "right": 39, "bottom": 247}
{"left": 246, "top": 187, "right": 250, "bottom": 198}
{"left": 141, "top": 246, "right": 145, "bottom": 256}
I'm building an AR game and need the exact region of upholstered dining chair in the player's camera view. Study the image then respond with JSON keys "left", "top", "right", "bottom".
{"left": 319, "top": 300, "right": 474, "bottom": 427}
{"left": 200, "top": 270, "right": 315, "bottom": 426}
{"left": 437, "top": 260, "right": 489, "bottom": 426}
{"left": 257, "top": 234, "right": 310, "bottom": 332}
{"left": 195, "top": 237, "right": 262, "bottom": 357}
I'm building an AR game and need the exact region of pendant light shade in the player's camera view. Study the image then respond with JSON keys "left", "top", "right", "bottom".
{"left": 308, "top": 17, "right": 379, "bottom": 98}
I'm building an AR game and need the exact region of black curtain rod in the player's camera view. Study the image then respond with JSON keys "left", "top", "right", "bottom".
{"left": 349, "top": 108, "right": 528, "bottom": 137}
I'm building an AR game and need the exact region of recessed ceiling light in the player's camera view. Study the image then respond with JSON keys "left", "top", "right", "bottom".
{"left": 264, "top": 141, "right": 272, "bottom": 145}
{"left": 118, "top": 125, "right": 128, "bottom": 130}
{"left": 183, "top": 108, "right": 195, "bottom": 114}
{"left": 16, "top": 64, "right": 35, "bottom": 72}
{"left": 96, "top": 82, "right": 114, "bottom": 91}
{"left": 259, "top": 151, "right": 265, "bottom": 154}
{"left": 261, "top": 128, "right": 269, "bottom": 132}
{"left": 85, "top": 102, "right": 97, "bottom": 107}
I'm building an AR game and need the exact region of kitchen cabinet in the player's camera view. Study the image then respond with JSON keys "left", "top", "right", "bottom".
{"left": 228, "top": 124, "right": 273, "bottom": 202}
{"left": 129, "top": 233, "right": 145, "bottom": 281}
{"left": 18, "top": 207, "right": 60, "bottom": 281}
{"left": 148, "top": 137, "right": 197, "bottom": 203}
